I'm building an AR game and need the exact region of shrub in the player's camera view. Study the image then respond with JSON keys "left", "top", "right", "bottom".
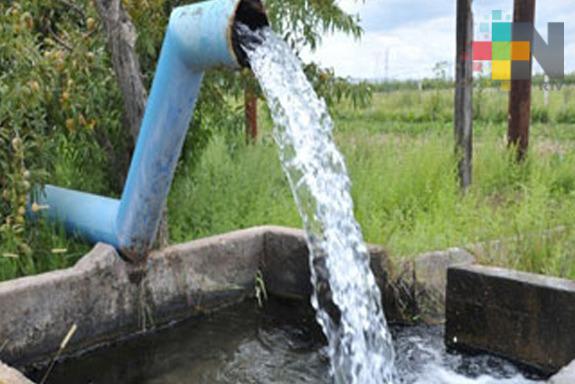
{"left": 0, "top": 1, "right": 125, "bottom": 277}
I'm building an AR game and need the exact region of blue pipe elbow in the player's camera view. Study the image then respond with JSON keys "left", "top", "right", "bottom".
{"left": 34, "top": 0, "right": 268, "bottom": 262}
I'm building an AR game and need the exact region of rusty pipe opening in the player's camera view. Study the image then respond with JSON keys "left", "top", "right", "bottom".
{"left": 232, "top": 0, "right": 269, "bottom": 68}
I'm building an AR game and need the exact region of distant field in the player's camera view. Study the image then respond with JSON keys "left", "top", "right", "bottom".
{"left": 169, "top": 87, "right": 575, "bottom": 280}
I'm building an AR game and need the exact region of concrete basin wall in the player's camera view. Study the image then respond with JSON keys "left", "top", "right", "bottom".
{"left": 0, "top": 226, "right": 409, "bottom": 369}
{"left": 446, "top": 265, "right": 575, "bottom": 375}
{"left": 0, "top": 227, "right": 266, "bottom": 367}
{"left": 0, "top": 225, "right": 573, "bottom": 383}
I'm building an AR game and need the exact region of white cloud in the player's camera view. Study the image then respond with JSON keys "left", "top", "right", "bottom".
{"left": 304, "top": 0, "right": 574, "bottom": 80}
{"left": 303, "top": 16, "right": 454, "bottom": 80}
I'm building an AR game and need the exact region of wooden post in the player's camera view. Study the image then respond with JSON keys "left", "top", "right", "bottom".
{"left": 244, "top": 87, "right": 258, "bottom": 143}
{"left": 508, "top": 0, "right": 536, "bottom": 161}
{"left": 454, "top": 0, "right": 474, "bottom": 190}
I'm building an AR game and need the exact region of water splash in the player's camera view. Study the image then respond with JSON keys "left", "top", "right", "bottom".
{"left": 392, "top": 327, "right": 540, "bottom": 384}
{"left": 238, "top": 25, "right": 396, "bottom": 384}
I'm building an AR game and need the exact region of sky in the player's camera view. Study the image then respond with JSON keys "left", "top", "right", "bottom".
{"left": 302, "top": 0, "right": 575, "bottom": 80}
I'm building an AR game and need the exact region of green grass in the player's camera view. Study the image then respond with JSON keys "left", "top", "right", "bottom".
{"left": 169, "top": 89, "right": 575, "bottom": 281}
{"left": 334, "top": 86, "right": 575, "bottom": 127}
{"left": 3, "top": 86, "right": 575, "bottom": 282}
{"left": 0, "top": 221, "right": 90, "bottom": 282}
{"left": 0, "top": 135, "right": 107, "bottom": 282}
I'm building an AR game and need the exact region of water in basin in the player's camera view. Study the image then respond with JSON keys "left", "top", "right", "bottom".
{"left": 26, "top": 299, "right": 542, "bottom": 384}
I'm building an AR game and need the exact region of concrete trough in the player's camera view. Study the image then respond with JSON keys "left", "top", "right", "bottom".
{"left": 446, "top": 265, "right": 575, "bottom": 375}
{"left": 0, "top": 226, "right": 573, "bottom": 383}
{"left": 0, "top": 226, "right": 401, "bottom": 370}
{"left": 0, "top": 227, "right": 265, "bottom": 368}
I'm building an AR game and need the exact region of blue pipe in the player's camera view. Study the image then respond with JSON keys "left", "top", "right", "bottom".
{"left": 38, "top": 185, "right": 120, "bottom": 247}
{"left": 35, "top": 0, "right": 268, "bottom": 261}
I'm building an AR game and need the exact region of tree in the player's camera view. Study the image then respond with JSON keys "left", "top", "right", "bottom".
{"left": 0, "top": 0, "right": 372, "bottom": 263}
{"left": 0, "top": 0, "right": 128, "bottom": 269}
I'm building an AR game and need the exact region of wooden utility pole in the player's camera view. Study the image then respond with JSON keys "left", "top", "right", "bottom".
{"left": 244, "top": 87, "right": 258, "bottom": 143}
{"left": 454, "top": 0, "right": 474, "bottom": 190}
{"left": 508, "top": 0, "right": 536, "bottom": 161}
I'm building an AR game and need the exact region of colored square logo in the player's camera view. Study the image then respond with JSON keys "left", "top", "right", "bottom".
{"left": 492, "top": 60, "right": 511, "bottom": 80}
{"left": 492, "top": 10, "right": 503, "bottom": 21}
{"left": 492, "top": 22, "right": 512, "bottom": 41}
{"left": 465, "top": 9, "right": 563, "bottom": 83}
{"left": 492, "top": 42, "right": 511, "bottom": 60}
{"left": 473, "top": 42, "right": 492, "bottom": 60}
{"left": 511, "top": 41, "right": 531, "bottom": 61}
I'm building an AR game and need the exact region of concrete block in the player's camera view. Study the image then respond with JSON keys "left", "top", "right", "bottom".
{"left": 413, "top": 248, "right": 475, "bottom": 324}
{"left": 446, "top": 265, "right": 575, "bottom": 374}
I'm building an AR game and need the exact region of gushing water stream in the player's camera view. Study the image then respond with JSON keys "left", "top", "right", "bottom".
{"left": 238, "top": 25, "right": 396, "bottom": 384}
{"left": 237, "top": 25, "right": 539, "bottom": 384}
